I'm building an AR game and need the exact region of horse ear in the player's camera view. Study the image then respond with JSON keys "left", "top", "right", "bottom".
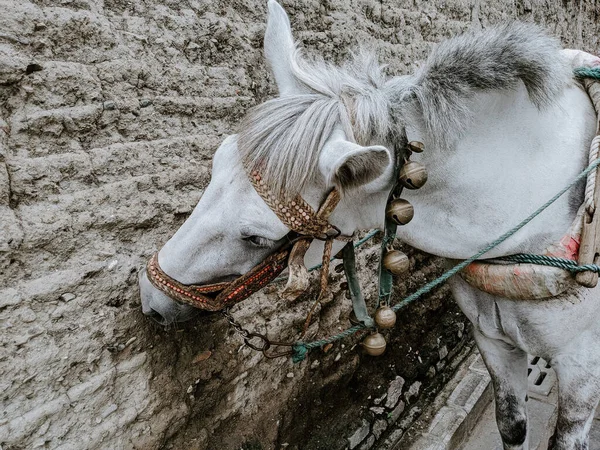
{"left": 319, "top": 130, "right": 392, "bottom": 192}
{"left": 264, "top": 0, "right": 302, "bottom": 95}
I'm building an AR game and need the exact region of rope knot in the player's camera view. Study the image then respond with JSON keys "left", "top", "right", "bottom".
{"left": 291, "top": 343, "right": 308, "bottom": 363}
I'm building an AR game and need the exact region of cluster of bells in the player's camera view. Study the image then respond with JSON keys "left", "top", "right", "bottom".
{"left": 360, "top": 141, "right": 427, "bottom": 356}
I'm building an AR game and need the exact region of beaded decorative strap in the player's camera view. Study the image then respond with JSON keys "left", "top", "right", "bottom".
{"left": 147, "top": 254, "right": 229, "bottom": 311}
{"left": 248, "top": 170, "right": 338, "bottom": 238}
{"left": 147, "top": 248, "right": 291, "bottom": 312}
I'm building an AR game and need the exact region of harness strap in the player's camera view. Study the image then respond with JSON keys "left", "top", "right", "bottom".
{"left": 248, "top": 170, "right": 341, "bottom": 239}
{"left": 342, "top": 242, "right": 374, "bottom": 328}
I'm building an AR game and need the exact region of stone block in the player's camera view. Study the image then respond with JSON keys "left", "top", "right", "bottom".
{"left": 372, "top": 419, "right": 388, "bottom": 439}
{"left": 385, "top": 376, "right": 405, "bottom": 409}
{"left": 358, "top": 434, "right": 376, "bottom": 450}
{"left": 348, "top": 419, "right": 370, "bottom": 449}
{"left": 387, "top": 400, "right": 405, "bottom": 425}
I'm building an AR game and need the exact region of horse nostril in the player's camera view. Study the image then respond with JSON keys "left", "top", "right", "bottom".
{"left": 146, "top": 308, "right": 166, "bottom": 324}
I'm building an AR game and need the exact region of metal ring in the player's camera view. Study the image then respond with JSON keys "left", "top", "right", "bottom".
{"left": 243, "top": 333, "right": 271, "bottom": 352}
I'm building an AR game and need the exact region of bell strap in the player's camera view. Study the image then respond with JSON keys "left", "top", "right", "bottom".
{"left": 378, "top": 144, "right": 408, "bottom": 306}
{"left": 146, "top": 247, "right": 291, "bottom": 312}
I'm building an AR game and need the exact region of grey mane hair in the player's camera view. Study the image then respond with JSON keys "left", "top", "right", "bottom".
{"left": 389, "top": 22, "right": 572, "bottom": 150}
{"left": 238, "top": 49, "right": 393, "bottom": 196}
{"left": 239, "top": 22, "right": 571, "bottom": 196}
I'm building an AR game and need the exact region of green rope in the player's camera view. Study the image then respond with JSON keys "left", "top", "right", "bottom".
{"left": 496, "top": 254, "right": 600, "bottom": 273}
{"left": 291, "top": 156, "right": 600, "bottom": 362}
{"left": 574, "top": 67, "right": 600, "bottom": 80}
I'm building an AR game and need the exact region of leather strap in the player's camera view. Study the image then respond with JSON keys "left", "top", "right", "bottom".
{"left": 248, "top": 170, "right": 342, "bottom": 239}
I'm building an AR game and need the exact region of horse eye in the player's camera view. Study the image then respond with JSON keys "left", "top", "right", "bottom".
{"left": 242, "top": 235, "right": 273, "bottom": 248}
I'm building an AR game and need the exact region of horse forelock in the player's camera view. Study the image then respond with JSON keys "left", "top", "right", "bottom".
{"left": 238, "top": 50, "right": 394, "bottom": 197}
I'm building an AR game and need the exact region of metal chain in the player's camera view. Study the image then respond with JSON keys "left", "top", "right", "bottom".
{"left": 222, "top": 308, "right": 252, "bottom": 340}
{"left": 222, "top": 308, "right": 296, "bottom": 358}
{"left": 222, "top": 308, "right": 271, "bottom": 351}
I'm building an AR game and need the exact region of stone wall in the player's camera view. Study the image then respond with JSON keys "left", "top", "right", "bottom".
{"left": 1, "top": 0, "right": 599, "bottom": 449}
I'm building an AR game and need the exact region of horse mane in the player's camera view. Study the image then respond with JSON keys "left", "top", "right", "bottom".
{"left": 391, "top": 22, "right": 571, "bottom": 149}
{"left": 239, "top": 22, "right": 571, "bottom": 196}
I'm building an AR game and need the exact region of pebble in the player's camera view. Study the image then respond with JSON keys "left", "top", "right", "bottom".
{"left": 438, "top": 345, "right": 448, "bottom": 360}
{"left": 405, "top": 381, "right": 422, "bottom": 404}
{"left": 286, "top": 372, "right": 294, "bottom": 379}
{"left": 60, "top": 293, "right": 76, "bottom": 302}
{"left": 369, "top": 406, "right": 385, "bottom": 415}
{"left": 19, "top": 307, "right": 37, "bottom": 323}
{"left": 187, "top": 385, "right": 193, "bottom": 394}
{"left": 103, "top": 100, "right": 116, "bottom": 110}
{"left": 373, "top": 394, "right": 386, "bottom": 405}
{"left": 385, "top": 376, "right": 405, "bottom": 409}
{"left": 334, "top": 353, "right": 341, "bottom": 362}
{"left": 310, "top": 360, "right": 320, "bottom": 369}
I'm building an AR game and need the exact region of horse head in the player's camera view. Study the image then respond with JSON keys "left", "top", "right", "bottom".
{"left": 139, "top": 0, "right": 398, "bottom": 324}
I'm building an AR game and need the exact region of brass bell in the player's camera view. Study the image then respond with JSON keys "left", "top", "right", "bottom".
{"left": 408, "top": 141, "right": 424, "bottom": 153}
{"left": 399, "top": 161, "right": 428, "bottom": 190}
{"left": 375, "top": 306, "right": 397, "bottom": 329}
{"left": 383, "top": 250, "right": 410, "bottom": 275}
{"left": 362, "top": 332, "right": 387, "bottom": 356}
{"left": 386, "top": 199, "right": 414, "bottom": 225}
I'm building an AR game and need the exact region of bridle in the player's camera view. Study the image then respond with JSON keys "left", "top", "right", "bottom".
{"left": 146, "top": 175, "right": 349, "bottom": 312}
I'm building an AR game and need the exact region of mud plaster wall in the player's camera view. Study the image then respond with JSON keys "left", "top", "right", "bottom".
{"left": 0, "top": 1, "right": 599, "bottom": 449}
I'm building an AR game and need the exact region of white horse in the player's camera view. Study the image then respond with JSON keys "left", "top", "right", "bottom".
{"left": 139, "top": 2, "right": 600, "bottom": 448}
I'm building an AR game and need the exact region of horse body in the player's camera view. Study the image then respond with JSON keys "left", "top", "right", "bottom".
{"left": 400, "top": 65, "right": 600, "bottom": 450}
{"left": 139, "top": 1, "right": 600, "bottom": 447}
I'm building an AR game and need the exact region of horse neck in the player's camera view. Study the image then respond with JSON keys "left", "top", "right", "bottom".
{"left": 395, "top": 82, "right": 596, "bottom": 259}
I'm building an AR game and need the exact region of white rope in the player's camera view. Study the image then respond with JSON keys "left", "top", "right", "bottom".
{"left": 585, "top": 135, "right": 600, "bottom": 215}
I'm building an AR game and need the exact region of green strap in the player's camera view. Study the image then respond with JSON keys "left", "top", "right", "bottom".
{"left": 378, "top": 218, "right": 397, "bottom": 305}
{"left": 342, "top": 242, "right": 375, "bottom": 328}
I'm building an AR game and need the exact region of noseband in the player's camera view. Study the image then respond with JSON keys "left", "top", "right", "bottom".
{"left": 147, "top": 249, "right": 291, "bottom": 312}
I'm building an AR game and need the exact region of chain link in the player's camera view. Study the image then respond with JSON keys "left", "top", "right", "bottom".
{"left": 222, "top": 308, "right": 251, "bottom": 340}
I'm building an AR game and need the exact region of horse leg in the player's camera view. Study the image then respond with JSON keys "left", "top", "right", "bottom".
{"left": 548, "top": 351, "right": 600, "bottom": 450}
{"left": 474, "top": 330, "right": 529, "bottom": 450}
